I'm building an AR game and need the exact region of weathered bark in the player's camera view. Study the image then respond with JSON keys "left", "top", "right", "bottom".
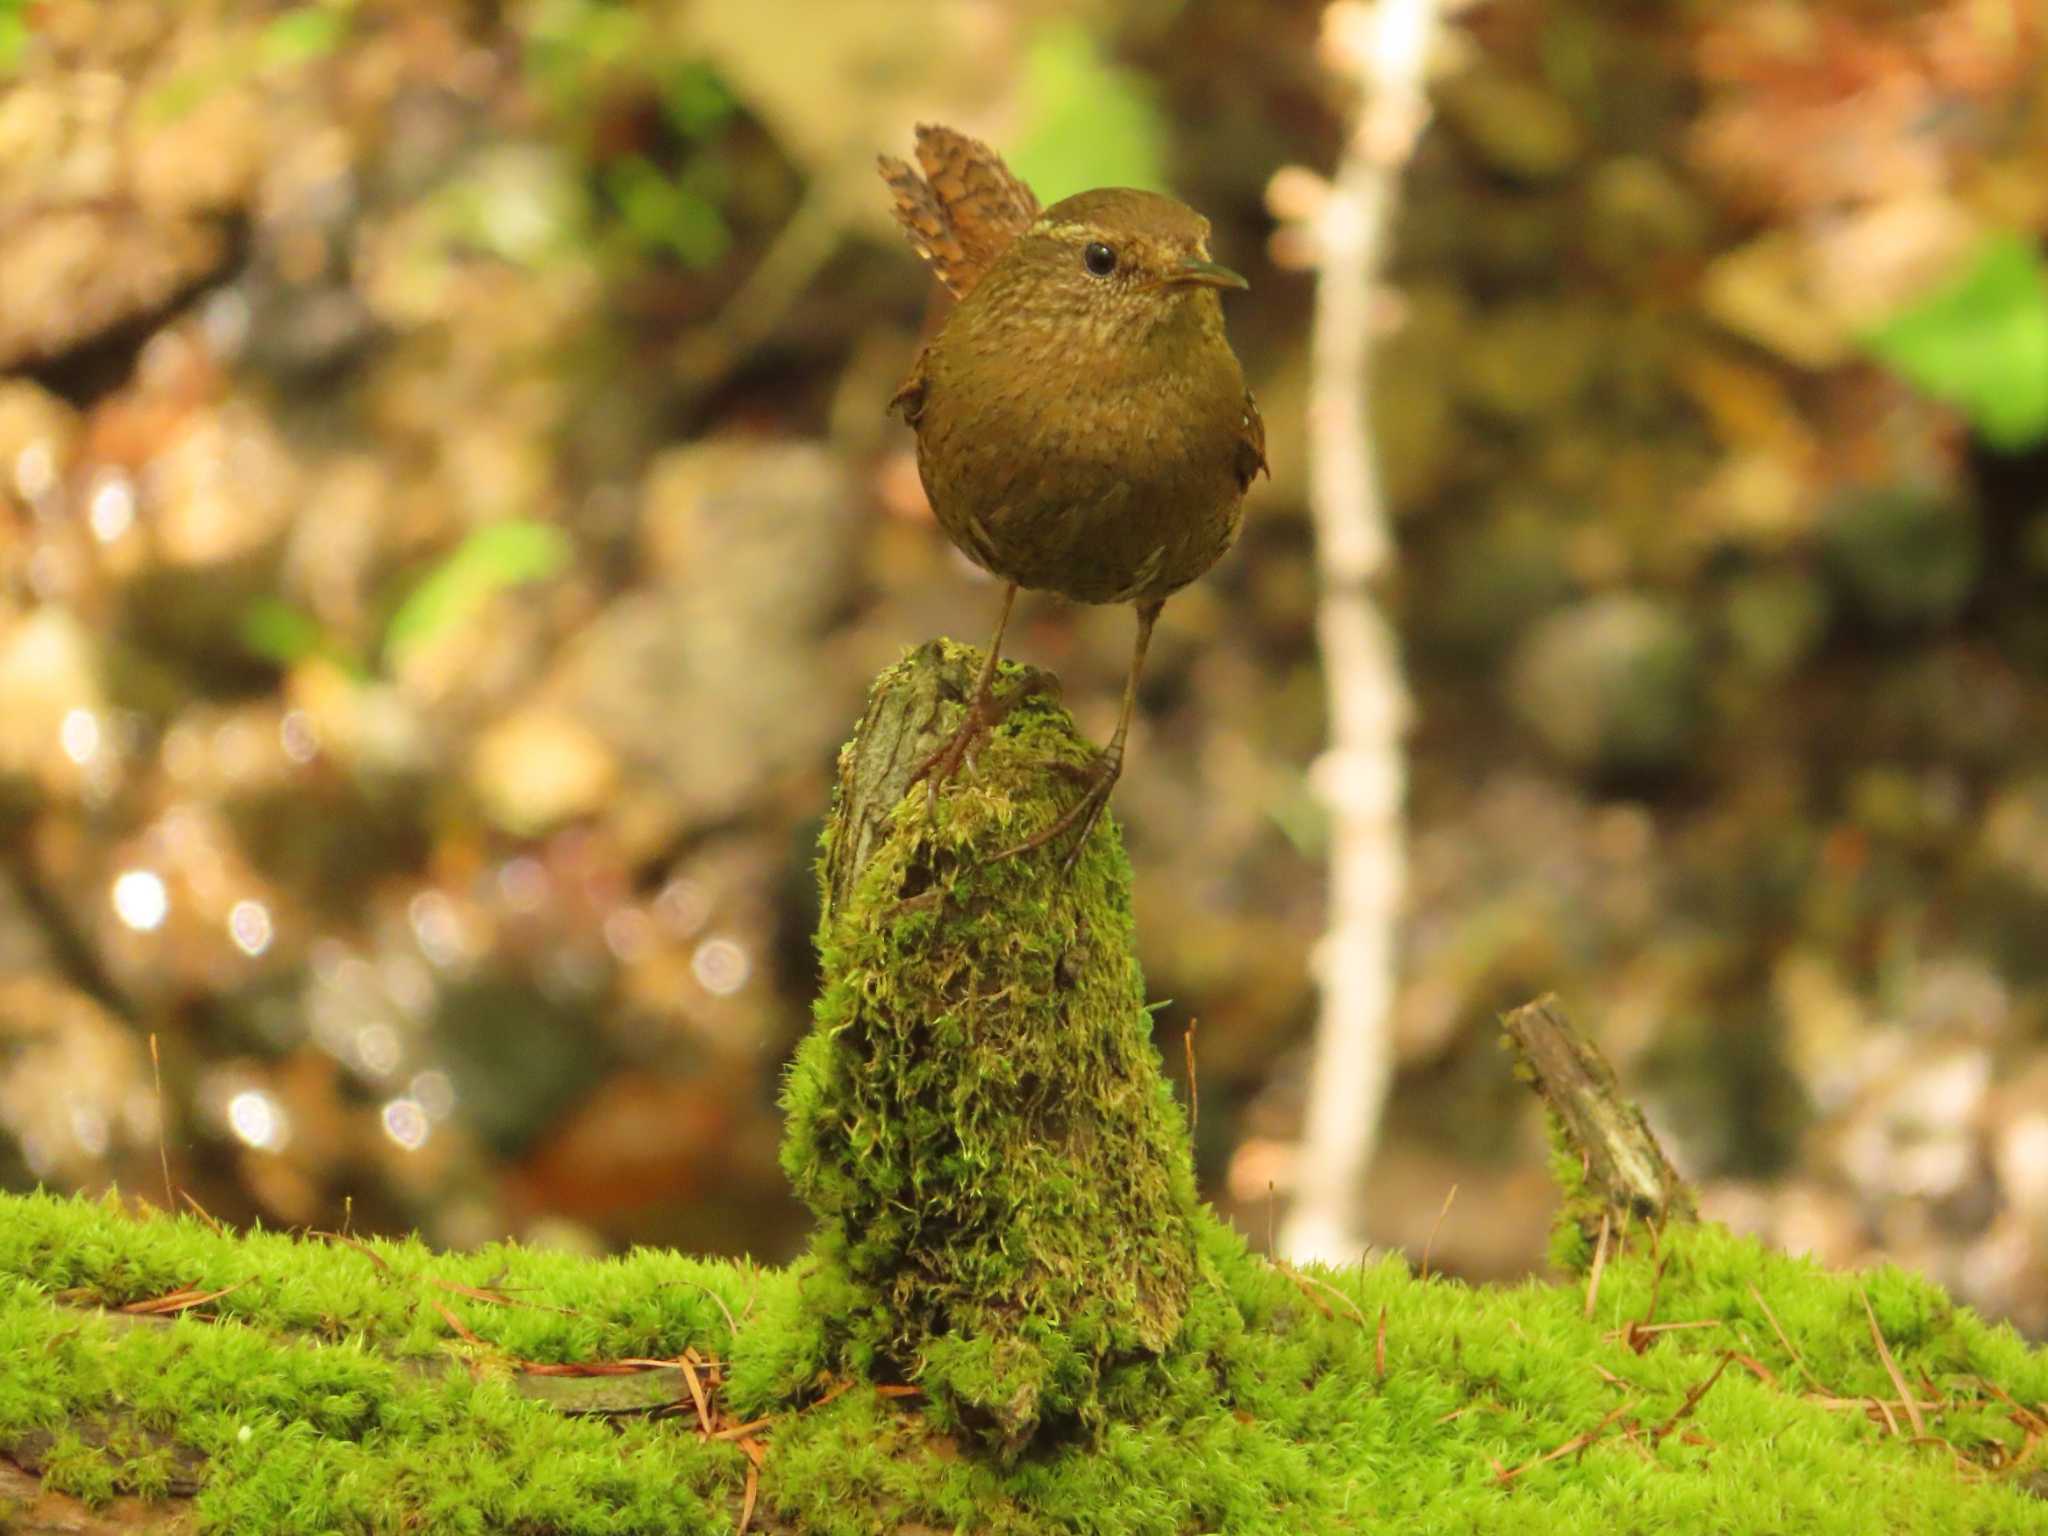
{"left": 1503, "top": 992, "right": 1697, "bottom": 1243}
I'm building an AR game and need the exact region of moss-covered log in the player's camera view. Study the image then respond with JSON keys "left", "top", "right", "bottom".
{"left": 3, "top": 649, "right": 2047, "bottom": 1533}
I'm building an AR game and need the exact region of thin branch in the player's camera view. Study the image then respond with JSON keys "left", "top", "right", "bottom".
{"left": 1281, "top": 0, "right": 1443, "bottom": 1266}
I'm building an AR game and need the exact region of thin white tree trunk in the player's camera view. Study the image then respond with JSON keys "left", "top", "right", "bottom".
{"left": 1279, "top": 0, "right": 1442, "bottom": 1265}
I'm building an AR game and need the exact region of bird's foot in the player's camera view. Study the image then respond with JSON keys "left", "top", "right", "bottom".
{"left": 993, "top": 745, "right": 1124, "bottom": 874}
{"left": 909, "top": 682, "right": 1005, "bottom": 813}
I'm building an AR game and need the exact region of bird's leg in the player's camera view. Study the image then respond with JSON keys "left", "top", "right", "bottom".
{"left": 997, "top": 599, "right": 1163, "bottom": 871}
{"left": 910, "top": 581, "right": 1019, "bottom": 811}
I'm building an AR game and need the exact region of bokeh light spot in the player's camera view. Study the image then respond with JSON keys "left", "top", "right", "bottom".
{"left": 356, "top": 1021, "right": 403, "bottom": 1078}
{"left": 226, "top": 1089, "right": 289, "bottom": 1151}
{"left": 381, "top": 1098, "right": 429, "bottom": 1150}
{"left": 88, "top": 472, "right": 135, "bottom": 542}
{"left": 228, "top": 899, "right": 274, "bottom": 957}
{"left": 111, "top": 869, "right": 169, "bottom": 932}
{"left": 409, "top": 1069, "right": 456, "bottom": 1120}
{"left": 279, "top": 709, "right": 319, "bottom": 765}
{"left": 690, "top": 936, "right": 750, "bottom": 996}
{"left": 59, "top": 708, "right": 101, "bottom": 765}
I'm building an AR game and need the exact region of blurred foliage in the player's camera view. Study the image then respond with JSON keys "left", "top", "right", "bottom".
{"left": 0, "top": 0, "right": 25, "bottom": 77}
{"left": 144, "top": 1, "right": 356, "bottom": 122}
{"left": 383, "top": 522, "right": 574, "bottom": 670}
{"left": 1863, "top": 234, "right": 2048, "bottom": 452}
{"left": 522, "top": 0, "right": 739, "bottom": 267}
{"left": 1007, "top": 20, "right": 1169, "bottom": 201}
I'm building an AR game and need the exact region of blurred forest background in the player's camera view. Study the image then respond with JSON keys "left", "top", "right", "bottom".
{"left": 2, "top": 0, "right": 2047, "bottom": 1336}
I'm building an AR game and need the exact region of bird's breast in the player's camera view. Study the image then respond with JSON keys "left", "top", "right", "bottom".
{"left": 915, "top": 319, "right": 1250, "bottom": 605}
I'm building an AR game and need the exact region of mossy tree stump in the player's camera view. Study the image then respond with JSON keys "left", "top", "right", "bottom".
{"left": 775, "top": 640, "right": 1201, "bottom": 1451}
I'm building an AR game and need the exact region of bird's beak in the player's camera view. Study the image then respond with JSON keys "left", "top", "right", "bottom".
{"left": 1163, "top": 258, "right": 1249, "bottom": 292}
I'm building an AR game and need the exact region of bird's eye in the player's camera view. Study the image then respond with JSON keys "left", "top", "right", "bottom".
{"left": 1082, "top": 241, "right": 1117, "bottom": 277}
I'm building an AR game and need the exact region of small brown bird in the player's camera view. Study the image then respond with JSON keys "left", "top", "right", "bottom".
{"left": 881, "top": 124, "right": 1265, "bottom": 861}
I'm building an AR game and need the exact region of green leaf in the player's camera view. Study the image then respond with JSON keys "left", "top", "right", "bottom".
{"left": 239, "top": 598, "right": 367, "bottom": 679}
{"left": 1861, "top": 233, "right": 2048, "bottom": 452}
{"left": 659, "top": 60, "right": 733, "bottom": 141}
{"left": 257, "top": 5, "right": 352, "bottom": 69}
{"left": 603, "top": 154, "right": 730, "bottom": 266}
{"left": 383, "top": 521, "right": 573, "bottom": 667}
{"left": 0, "top": 3, "right": 28, "bottom": 78}
{"left": 240, "top": 598, "right": 329, "bottom": 666}
{"left": 1006, "top": 20, "right": 1169, "bottom": 201}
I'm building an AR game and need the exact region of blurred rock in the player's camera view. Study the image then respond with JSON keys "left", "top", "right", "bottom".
{"left": 1437, "top": 66, "right": 1586, "bottom": 182}
{"left": 1429, "top": 502, "right": 1572, "bottom": 656}
{"left": 0, "top": 382, "right": 82, "bottom": 485}
{"left": 0, "top": 606, "right": 105, "bottom": 797}
{"left": 1721, "top": 569, "right": 1829, "bottom": 680}
{"left": 1459, "top": 301, "right": 1602, "bottom": 422}
{"left": 469, "top": 708, "right": 620, "bottom": 837}
{"left": 1509, "top": 594, "right": 1704, "bottom": 775}
{"left": 149, "top": 404, "right": 300, "bottom": 568}
{"left": 1584, "top": 155, "right": 1711, "bottom": 265}
{"left": 0, "top": 976, "right": 151, "bottom": 1186}
{"left": 1701, "top": 233, "right": 1847, "bottom": 370}
{"left": 0, "top": 209, "right": 228, "bottom": 369}
{"left": 1820, "top": 484, "right": 1981, "bottom": 630}
{"left": 549, "top": 439, "right": 863, "bottom": 844}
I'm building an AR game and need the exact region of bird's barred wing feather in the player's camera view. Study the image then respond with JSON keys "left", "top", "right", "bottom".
{"left": 888, "top": 348, "right": 928, "bottom": 427}
{"left": 1235, "top": 389, "right": 1269, "bottom": 493}
{"left": 878, "top": 123, "right": 1040, "bottom": 300}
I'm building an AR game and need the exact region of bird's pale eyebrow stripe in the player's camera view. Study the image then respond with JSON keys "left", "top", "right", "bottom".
{"left": 1031, "top": 219, "right": 1097, "bottom": 241}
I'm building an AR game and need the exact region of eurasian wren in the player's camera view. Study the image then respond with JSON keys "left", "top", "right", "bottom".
{"left": 880, "top": 124, "right": 1265, "bottom": 863}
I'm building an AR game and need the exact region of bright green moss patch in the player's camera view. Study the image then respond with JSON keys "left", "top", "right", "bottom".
{"left": 3, "top": 1194, "right": 2046, "bottom": 1533}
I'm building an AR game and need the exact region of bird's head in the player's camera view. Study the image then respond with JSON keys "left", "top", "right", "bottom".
{"left": 977, "top": 186, "right": 1248, "bottom": 348}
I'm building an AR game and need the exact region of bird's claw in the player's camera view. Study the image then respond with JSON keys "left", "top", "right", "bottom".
{"left": 993, "top": 746, "right": 1124, "bottom": 872}
{"left": 910, "top": 686, "right": 999, "bottom": 812}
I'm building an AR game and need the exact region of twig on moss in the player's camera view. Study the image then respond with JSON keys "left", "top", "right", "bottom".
{"left": 1583, "top": 1211, "right": 1611, "bottom": 1320}
{"left": 1376, "top": 1304, "right": 1387, "bottom": 1380}
{"left": 430, "top": 1276, "right": 584, "bottom": 1318}
{"left": 1749, "top": 1282, "right": 1831, "bottom": 1394}
{"left": 674, "top": 1276, "right": 741, "bottom": 1341}
{"left": 678, "top": 1353, "right": 714, "bottom": 1437}
{"left": 308, "top": 1228, "right": 392, "bottom": 1273}
{"left": 1494, "top": 1399, "right": 1633, "bottom": 1486}
{"left": 1611, "top": 1318, "right": 1721, "bottom": 1355}
{"left": 1729, "top": 1351, "right": 1779, "bottom": 1389}
{"left": 150, "top": 1033, "right": 173, "bottom": 1212}
{"left": 1183, "top": 1018, "right": 1199, "bottom": 1139}
{"left": 1651, "top": 1351, "right": 1735, "bottom": 1444}
{"left": 735, "top": 1446, "right": 761, "bottom": 1536}
{"left": 430, "top": 1299, "right": 485, "bottom": 1346}
{"left": 178, "top": 1189, "right": 223, "bottom": 1236}
{"left": 1273, "top": 1259, "right": 1369, "bottom": 1327}
{"left": 1420, "top": 1183, "right": 1457, "bottom": 1281}
{"left": 118, "top": 1280, "right": 245, "bottom": 1316}
{"left": 1973, "top": 1376, "right": 2048, "bottom": 1438}
{"left": 1861, "top": 1289, "right": 1927, "bottom": 1438}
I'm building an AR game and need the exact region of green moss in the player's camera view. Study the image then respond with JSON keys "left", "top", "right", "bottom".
{"left": 3, "top": 650, "right": 2046, "bottom": 1531}
{"left": 766, "top": 642, "right": 1203, "bottom": 1452}
{"left": 4, "top": 1137, "right": 2048, "bottom": 1530}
